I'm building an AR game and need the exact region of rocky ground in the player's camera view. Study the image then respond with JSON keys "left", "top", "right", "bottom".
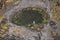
{"left": 0, "top": 0, "right": 60, "bottom": 40}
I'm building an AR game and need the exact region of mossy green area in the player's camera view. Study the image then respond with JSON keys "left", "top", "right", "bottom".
{"left": 11, "top": 7, "right": 48, "bottom": 26}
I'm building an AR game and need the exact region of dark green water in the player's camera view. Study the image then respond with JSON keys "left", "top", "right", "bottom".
{"left": 11, "top": 7, "right": 47, "bottom": 26}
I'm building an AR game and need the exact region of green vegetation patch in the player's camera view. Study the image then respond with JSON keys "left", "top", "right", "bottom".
{"left": 11, "top": 7, "right": 49, "bottom": 26}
